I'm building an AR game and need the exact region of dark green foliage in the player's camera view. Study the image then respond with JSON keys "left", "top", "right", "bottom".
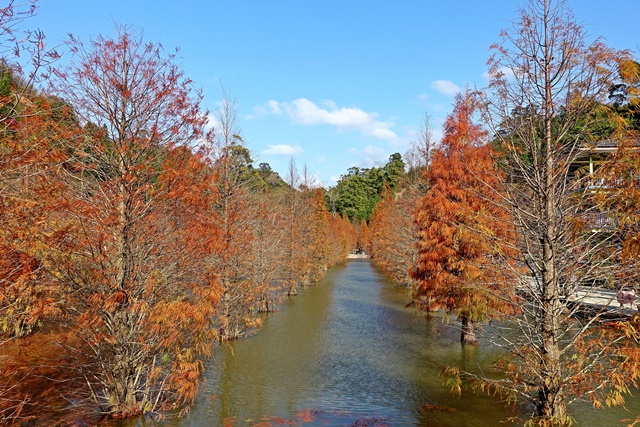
{"left": 0, "top": 66, "right": 11, "bottom": 98}
{"left": 255, "top": 162, "right": 288, "bottom": 191}
{"left": 334, "top": 166, "right": 378, "bottom": 222}
{"left": 214, "top": 141, "right": 287, "bottom": 193}
{"left": 383, "top": 152, "right": 405, "bottom": 191}
{"left": 330, "top": 153, "right": 405, "bottom": 223}
{"left": 0, "top": 62, "right": 25, "bottom": 122}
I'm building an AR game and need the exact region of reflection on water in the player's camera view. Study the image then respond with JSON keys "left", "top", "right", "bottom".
{"left": 137, "top": 259, "right": 637, "bottom": 427}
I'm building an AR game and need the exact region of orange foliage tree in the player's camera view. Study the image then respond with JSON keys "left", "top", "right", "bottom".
{"left": 0, "top": 0, "right": 63, "bottom": 340}
{"left": 466, "top": 1, "right": 638, "bottom": 424}
{"left": 280, "top": 159, "right": 310, "bottom": 296}
{"left": 355, "top": 220, "right": 371, "bottom": 254}
{"left": 594, "top": 59, "right": 640, "bottom": 289}
{"left": 47, "top": 27, "right": 220, "bottom": 416}
{"left": 278, "top": 161, "right": 353, "bottom": 297}
{"left": 590, "top": 82, "right": 640, "bottom": 427}
{"left": 210, "top": 94, "right": 260, "bottom": 342}
{"left": 411, "top": 91, "right": 517, "bottom": 344}
{"left": 306, "top": 188, "right": 335, "bottom": 281}
{"left": 250, "top": 189, "right": 287, "bottom": 313}
{"left": 369, "top": 115, "right": 433, "bottom": 287}
{"left": 0, "top": 3, "right": 69, "bottom": 422}
{"left": 369, "top": 184, "right": 418, "bottom": 286}
{"left": 332, "top": 213, "right": 357, "bottom": 260}
{"left": 0, "top": 92, "right": 72, "bottom": 339}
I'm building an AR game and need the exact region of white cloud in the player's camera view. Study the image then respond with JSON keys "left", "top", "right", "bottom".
{"left": 205, "top": 112, "right": 220, "bottom": 131}
{"left": 432, "top": 128, "right": 444, "bottom": 144}
{"left": 368, "top": 127, "right": 398, "bottom": 141}
{"left": 349, "top": 145, "right": 390, "bottom": 168}
{"left": 363, "top": 145, "right": 387, "bottom": 161}
{"left": 308, "top": 174, "right": 324, "bottom": 189}
{"left": 246, "top": 99, "right": 283, "bottom": 119}
{"left": 261, "top": 144, "right": 303, "bottom": 156}
{"left": 266, "top": 99, "right": 282, "bottom": 115}
{"left": 317, "top": 154, "right": 326, "bottom": 164}
{"left": 255, "top": 98, "right": 398, "bottom": 142}
{"left": 431, "top": 79, "right": 461, "bottom": 96}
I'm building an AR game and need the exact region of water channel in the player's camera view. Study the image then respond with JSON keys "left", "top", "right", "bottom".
{"left": 140, "top": 259, "right": 638, "bottom": 426}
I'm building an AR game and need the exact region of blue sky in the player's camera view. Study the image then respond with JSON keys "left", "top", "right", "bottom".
{"left": 29, "top": 1, "right": 639, "bottom": 187}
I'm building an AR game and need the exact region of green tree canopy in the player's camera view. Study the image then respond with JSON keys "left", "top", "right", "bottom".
{"left": 330, "top": 153, "right": 405, "bottom": 223}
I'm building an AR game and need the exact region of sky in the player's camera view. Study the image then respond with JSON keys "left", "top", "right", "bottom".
{"left": 27, "top": 0, "right": 640, "bottom": 187}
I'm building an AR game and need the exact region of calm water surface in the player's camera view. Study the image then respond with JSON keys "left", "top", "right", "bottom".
{"left": 144, "top": 259, "right": 638, "bottom": 426}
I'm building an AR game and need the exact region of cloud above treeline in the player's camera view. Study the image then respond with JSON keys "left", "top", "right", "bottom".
{"left": 430, "top": 79, "right": 461, "bottom": 96}
{"left": 251, "top": 98, "right": 399, "bottom": 142}
{"left": 348, "top": 145, "right": 390, "bottom": 168}
{"left": 261, "top": 144, "right": 303, "bottom": 156}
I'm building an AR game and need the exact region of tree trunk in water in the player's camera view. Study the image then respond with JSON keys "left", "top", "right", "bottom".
{"left": 218, "top": 291, "right": 238, "bottom": 342}
{"left": 106, "top": 367, "right": 138, "bottom": 415}
{"left": 12, "top": 318, "right": 33, "bottom": 338}
{"left": 287, "top": 284, "right": 298, "bottom": 296}
{"left": 537, "top": 362, "right": 567, "bottom": 424}
{"left": 538, "top": 267, "right": 568, "bottom": 422}
{"left": 257, "top": 295, "right": 273, "bottom": 313}
{"left": 103, "top": 158, "right": 140, "bottom": 414}
{"left": 103, "top": 313, "right": 143, "bottom": 415}
{"left": 460, "top": 314, "right": 477, "bottom": 345}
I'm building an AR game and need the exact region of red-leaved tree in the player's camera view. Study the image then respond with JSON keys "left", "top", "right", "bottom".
{"left": 411, "top": 91, "right": 518, "bottom": 344}
{"left": 47, "top": 26, "right": 221, "bottom": 417}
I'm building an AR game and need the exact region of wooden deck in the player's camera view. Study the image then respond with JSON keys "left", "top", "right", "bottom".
{"left": 518, "top": 276, "right": 638, "bottom": 320}
{"left": 567, "top": 286, "right": 638, "bottom": 320}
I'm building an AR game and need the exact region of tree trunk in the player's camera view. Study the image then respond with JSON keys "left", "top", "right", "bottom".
{"left": 218, "top": 290, "right": 241, "bottom": 342}
{"left": 257, "top": 295, "right": 273, "bottom": 313}
{"left": 536, "top": 19, "right": 568, "bottom": 419}
{"left": 538, "top": 247, "right": 567, "bottom": 420}
{"left": 460, "top": 314, "right": 477, "bottom": 345}
{"left": 287, "top": 283, "right": 298, "bottom": 296}
{"left": 106, "top": 366, "right": 138, "bottom": 415}
{"left": 536, "top": 358, "right": 567, "bottom": 423}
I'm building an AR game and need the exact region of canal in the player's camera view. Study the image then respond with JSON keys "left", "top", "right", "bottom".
{"left": 150, "top": 259, "right": 637, "bottom": 426}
